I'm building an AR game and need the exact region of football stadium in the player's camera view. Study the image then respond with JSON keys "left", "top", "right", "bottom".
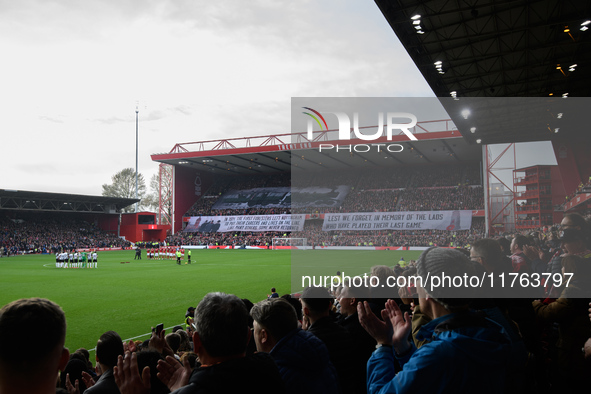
{"left": 2, "top": 1, "right": 591, "bottom": 393}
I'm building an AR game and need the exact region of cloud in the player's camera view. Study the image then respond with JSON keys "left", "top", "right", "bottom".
{"left": 171, "top": 105, "right": 192, "bottom": 116}
{"left": 38, "top": 115, "right": 64, "bottom": 123}
{"left": 94, "top": 116, "right": 128, "bottom": 125}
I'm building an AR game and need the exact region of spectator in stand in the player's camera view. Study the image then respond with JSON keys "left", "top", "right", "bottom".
{"left": 496, "top": 236, "right": 512, "bottom": 257}
{"left": 510, "top": 235, "right": 533, "bottom": 274}
{"left": 337, "top": 284, "right": 377, "bottom": 394}
{"left": 358, "top": 248, "right": 511, "bottom": 393}
{"left": 0, "top": 298, "right": 70, "bottom": 394}
{"left": 60, "top": 358, "right": 88, "bottom": 393}
{"left": 268, "top": 287, "right": 279, "bottom": 299}
{"left": 73, "top": 348, "right": 98, "bottom": 381}
{"left": 300, "top": 286, "right": 357, "bottom": 394}
{"left": 115, "top": 292, "right": 285, "bottom": 394}
{"left": 559, "top": 212, "right": 591, "bottom": 247}
{"left": 165, "top": 333, "right": 182, "bottom": 360}
{"left": 558, "top": 228, "right": 591, "bottom": 258}
{"left": 369, "top": 265, "right": 399, "bottom": 306}
{"left": 135, "top": 350, "right": 171, "bottom": 394}
{"left": 470, "top": 238, "right": 542, "bottom": 376}
{"left": 85, "top": 331, "right": 125, "bottom": 394}
{"left": 532, "top": 255, "right": 591, "bottom": 390}
{"left": 184, "top": 307, "right": 195, "bottom": 332}
{"left": 250, "top": 298, "right": 339, "bottom": 394}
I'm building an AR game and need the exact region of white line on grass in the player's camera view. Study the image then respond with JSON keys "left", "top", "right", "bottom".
{"left": 87, "top": 324, "right": 183, "bottom": 353}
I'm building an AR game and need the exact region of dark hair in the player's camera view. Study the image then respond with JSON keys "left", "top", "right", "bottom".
{"left": 96, "top": 331, "right": 124, "bottom": 368}
{"left": 512, "top": 235, "right": 530, "bottom": 250}
{"left": 176, "top": 329, "right": 192, "bottom": 352}
{"left": 0, "top": 298, "right": 66, "bottom": 372}
{"left": 496, "top": 237, "right": 511, "bottom": 255}
{"left": 341, "top": 282, "right": 370, "bottom": 301}
{"left": 251, "top": 298, "right": 298, "bottom": 341}
{"left": 136, "top": 350, "right": 171, "bottom": 394}
{"left": 75, "top": 348, "right": 90, "bottom": 361}
{"left": 563, "top": 213, "right": 588, "bottom": 230}
{"left": 60, "top": 359, "right": 88, "bottom": 393}
{"left": 195, "top": 292, "right": 249, "bottom": 357}
{"left": 280, "top": 294, "right": 303, "bottom": 321}
{"left": 165, "top": 333, "right": 181, "bottom": 354}
{"left": 300, "top": 286, "right": 333, "bottom": 314}
{"left": 471, "top": 238, "right": 512, "bottom": 274}
{"left": 241, "top": 298, "right": 255, "bottom": 328}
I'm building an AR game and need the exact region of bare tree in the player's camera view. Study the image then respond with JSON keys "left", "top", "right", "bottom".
{"left": 145, "top": 164, "right": 173, "bottom": 224}
{"left": 102, "top": 168, "right": 147, "bottom": 213}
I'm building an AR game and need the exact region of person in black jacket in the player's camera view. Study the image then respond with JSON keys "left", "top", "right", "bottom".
{"left": 250, "top": 298, "right": 339, "bottom": 394}
{"left": 301, "top": 286, "right": 357, "bottom": 394}
{"left": 115, "top": 292, "right": 285, "bottom": 394}
{"left": 85, "top": 331, "right": 125, "bottom": 394}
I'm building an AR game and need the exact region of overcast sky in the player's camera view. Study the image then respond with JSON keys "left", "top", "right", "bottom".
{"left": 1, "top": 1, "right": 555, "bottom": 196}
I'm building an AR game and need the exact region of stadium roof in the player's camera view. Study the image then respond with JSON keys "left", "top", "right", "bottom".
{"left": 154, "top": 0, "right": 591, "bottom": 174}
{"left": 375, "top": 0, "right": 591, "bottom": 145}
{"left": 151, "top": 120, "right": 481, "bottom": 175}
{"left": 0, "top": 189, "right": 139, "bottom": 213}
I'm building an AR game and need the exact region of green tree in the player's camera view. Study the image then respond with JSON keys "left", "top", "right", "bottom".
{"left": 102, "top": 168, "right": 147, "bottom": 213}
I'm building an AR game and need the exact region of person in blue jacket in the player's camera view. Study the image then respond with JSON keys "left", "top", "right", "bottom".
{"left": 358, "top": 247, "right": 512, "bottom": 394}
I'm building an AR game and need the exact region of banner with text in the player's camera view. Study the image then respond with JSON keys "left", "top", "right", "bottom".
{"left": 212, "top": 186, "right": 352, "bottom": 210}
{"left": 184, "top": 214, "right": 306, "bottom": 233}
{"left": 321, "top": 210, "right": 472, "bottom": 231}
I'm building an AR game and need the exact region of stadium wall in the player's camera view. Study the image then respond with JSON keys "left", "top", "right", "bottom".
{"left": 120, "top": 212, "right": 170, "bottom": 242}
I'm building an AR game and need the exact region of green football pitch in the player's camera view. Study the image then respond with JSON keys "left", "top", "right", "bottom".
{"left": 0, "top": 248, "right": 422, "bottom": 354}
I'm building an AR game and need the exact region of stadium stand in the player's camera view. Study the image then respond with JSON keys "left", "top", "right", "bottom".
{"left": 174, "top": 163, "right": 485, "bottom": 247}
{"left": 0, "top": 213, "right": 131, "bottom": 255}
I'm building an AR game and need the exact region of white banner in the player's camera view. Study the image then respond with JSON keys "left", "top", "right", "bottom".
{"left": 322, "top": 210, "right": 472, "bottom": 231}
{"left": 184, "top": 214, "right": 306, "bottom": 233}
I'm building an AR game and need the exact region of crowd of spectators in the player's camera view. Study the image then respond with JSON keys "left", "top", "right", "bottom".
{"left": 184, "top": 163, "right": 482, "bottom": 218}
{"left": 165, "top": 218, "right": 486, "bottom": 248}
{"left": 292, "top": 218, "right": 485, "bottom": 248}
{"left": 396, "top": 186, "right": 483, "bottom": 212}
{"left": 560, "top": 175, "right": 591, "bottom": 209}
{"left": 0, "top": 214, "right": 131, "bottom": 255}
{"left": 166, "top": 231, "right": 280, "bottom": 248}
{"left": 4, "top": 212, "right": 591, "bottom": 394}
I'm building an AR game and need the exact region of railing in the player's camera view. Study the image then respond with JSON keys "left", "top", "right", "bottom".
{"left": 162, "top": 119, "right": 457, "bottom": 153}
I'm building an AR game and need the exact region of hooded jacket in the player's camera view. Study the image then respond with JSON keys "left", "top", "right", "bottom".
{"left": 367, "top": 312, "right": 511, "bottom": 394}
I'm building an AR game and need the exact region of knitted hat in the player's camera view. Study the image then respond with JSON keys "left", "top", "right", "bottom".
{"left": 416, "top": 247, "right": 476, "bottom": 310}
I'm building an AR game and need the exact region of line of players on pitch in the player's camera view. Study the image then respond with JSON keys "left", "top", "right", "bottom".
{"left": 55, "top": 251, "right": 98, "bottom": 268}
{"left": 146, "top": 247, "right": 186, "bottom": 260}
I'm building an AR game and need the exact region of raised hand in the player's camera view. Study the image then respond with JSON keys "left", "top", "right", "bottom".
{"left": 384, "top": 299, "right": 412, "bottom": 355}
{"left": 358, "top": 301, "right": 392, "bottom": 346}
{"left": 64, "top": 373, "right": 80, "bottom": 394}
{"left": 81, "top": 371, "right": 95, "bottom": 388}
{"left": 157, "top": 355, "right": 191, "bottom": 392}
{"left": 149, "top": 327, "right": 174, "bottom": 357}
{"left": 113, "top": 351, "right": 151, "bottom": 394}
